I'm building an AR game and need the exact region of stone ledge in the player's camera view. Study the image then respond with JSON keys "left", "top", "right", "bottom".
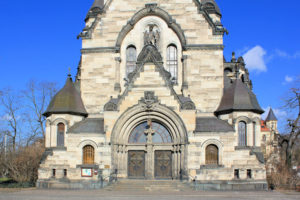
{"left": 76, "top": 164, "right": 99, "bottom": 169}
{"left": 194, "top": 180, "right": 268, "bottom": 191}
{"left": 47, "top": 147, "right": 67, "bottom": 151}
{"left": 36, "top": 179, "right": 108, "bottom": 190}
{"left": 199, "top": 165, "right": 225, "bottom": 169}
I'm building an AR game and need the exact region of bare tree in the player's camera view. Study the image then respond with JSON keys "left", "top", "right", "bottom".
{"left": 22, "top": 80, "right": 57, "bottom": 140}
{"left": 281, "top": 79, "right": 300, "bottom": 168}
{"left": 0, "top": 89, "right": 23, "bottom": 152}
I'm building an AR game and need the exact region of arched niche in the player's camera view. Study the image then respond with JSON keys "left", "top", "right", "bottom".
{"left": 116, "top": 4, "right": 186, "bottom": 53}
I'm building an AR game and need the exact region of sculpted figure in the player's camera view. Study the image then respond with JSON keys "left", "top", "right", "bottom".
{"left": 144, "top": 24, "right": 160, "bottom": 48}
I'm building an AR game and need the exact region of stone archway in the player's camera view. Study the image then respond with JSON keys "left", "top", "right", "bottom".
{"left": 111, "top": 101, "right": 188, "bottom": 179}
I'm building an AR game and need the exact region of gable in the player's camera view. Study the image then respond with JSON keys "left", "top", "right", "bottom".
{"left": 80, "top": 0, "right": 226, "bottom": 49}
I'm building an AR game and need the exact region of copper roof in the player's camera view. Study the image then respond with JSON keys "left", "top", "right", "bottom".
{"left": 43, "top": 75, "right": 88, "bottom": 117}
{"left": 215, "top": 79, "right": 264, "bottom": 115}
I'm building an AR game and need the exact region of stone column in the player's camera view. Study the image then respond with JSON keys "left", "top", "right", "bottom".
{"left": 177, "top": 145, "right": 181, "bottom": 179}
{"left": 173, "top": 146, "right": 177, "bottom": 179}
{"left": 145, "top": 144, "right": 154, "bottom": 179}
{"left": 180, "top": 145, "right": 186, "bottom": 177}
{"left": 114, "top": 57, "right": 121, "bottom": 92}
{"left": 144, "top": 120, "right": 155, "bottom": 179}
{"left": 121, "top": 145, "right": 127, "bottom": 176}
{"left": 181, "top": 55, "right": 188, "bottom": 92}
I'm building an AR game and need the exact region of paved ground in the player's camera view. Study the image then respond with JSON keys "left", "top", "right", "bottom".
{"left": 0, "top": 189, "right": 299, "bottom": 200}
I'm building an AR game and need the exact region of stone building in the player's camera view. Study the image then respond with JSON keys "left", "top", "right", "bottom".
{"left": 260, "top": 108, "right": 280, "bottom": 173}
{"left": 37, "top": 0, "right": 268, "bottom": 190}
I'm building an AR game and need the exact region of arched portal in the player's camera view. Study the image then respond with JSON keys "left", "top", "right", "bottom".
{"left": 111, "top": 103, "right": 188, "bottom": 179}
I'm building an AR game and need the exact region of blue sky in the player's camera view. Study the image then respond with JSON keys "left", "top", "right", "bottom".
{"left": 0, "top": 0, "right": 299, "bottom": 132}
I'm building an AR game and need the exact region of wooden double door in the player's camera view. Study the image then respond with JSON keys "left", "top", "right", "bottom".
{"left": 128, "top": 150, "right": 172, "bottom": 179}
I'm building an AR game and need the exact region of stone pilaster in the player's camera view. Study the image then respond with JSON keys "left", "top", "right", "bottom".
{"left": 181, "top": 55, "right": 188, "bottom": 92}
{"left": 114, "top": 57, "right": 121, "bottom": 92}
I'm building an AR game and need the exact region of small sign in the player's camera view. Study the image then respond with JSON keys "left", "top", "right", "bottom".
{"left": 81, "top": 168, "right": 93, "bottom": 177}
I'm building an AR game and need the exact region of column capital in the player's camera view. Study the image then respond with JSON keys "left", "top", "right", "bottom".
{"left": 115, "top": 57, "right": 121, "bottom": 62}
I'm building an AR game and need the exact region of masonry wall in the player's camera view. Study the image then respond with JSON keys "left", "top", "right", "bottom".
{"left": 80, "top": 0, "right": 224, "bottom": 114}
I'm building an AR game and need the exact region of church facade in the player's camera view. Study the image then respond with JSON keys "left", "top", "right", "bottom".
{"left": 37, "top": 0, "right": 269, "bottom": 190}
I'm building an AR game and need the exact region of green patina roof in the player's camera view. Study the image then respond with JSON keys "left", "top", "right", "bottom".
{"left": 43, "top": 75, "right": 88, "bottom": 117}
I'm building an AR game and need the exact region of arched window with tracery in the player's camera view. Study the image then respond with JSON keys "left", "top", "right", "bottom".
{"left": 128, "top": 121, "right": 172, "bottom": 144}
{"left": 57, "top": 123, "right": 65, "bottom": 147}
{"left": 167, "top": 44, "right": 178, "bottom": 83}
{"left": 238, "top": 121, "right": 247, "bottom": 146}
{"left": 206, "top": 144, "right": 218, "bottom": 165}
{"left": 83, "top": 145, "right": 94, "bottom": 165}
{"left": 126, "top": 46, "right": 137, "bottom": 78}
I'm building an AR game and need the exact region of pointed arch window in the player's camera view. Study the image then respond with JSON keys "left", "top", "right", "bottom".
{"left": 57, "top": 123, "right": 65, "bottom": 147}
{"left": 238, "top": 121, "right": 247, "bottom": 146}
{"left": 126, "top": 46, "right": 137, "bottom": 78}
{"left": 83, "top": 145, "right": 94, "bottom": 165}
{"left": 167, "top": 44, "right": 178, "bottom": 83}
{"left": 206, "top": 144, "right": 219, "bottom": 165}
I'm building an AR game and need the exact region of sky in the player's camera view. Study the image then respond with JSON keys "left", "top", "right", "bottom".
{"left": 0, "top": 0, "right": 299, "bottom": 132}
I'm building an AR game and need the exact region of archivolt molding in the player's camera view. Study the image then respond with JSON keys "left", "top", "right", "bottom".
{"left": 115, "top": 4, "right": 187, "bottom": 52}
{"left": 201, "top": 139, "right": 224, "bottom": 149}
{"left": 111, "top": 103, "right": 188, "bottom": 145}
{"left": 51, "top": 118, "right": 69, "bottom": 127}
{"left": 234, "top": 116, "right": 252, "bottom": 124}
{"left": 77, "top": 139, "right": 98, "bottom": 149}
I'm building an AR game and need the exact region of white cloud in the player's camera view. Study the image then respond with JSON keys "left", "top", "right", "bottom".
{"left": 284, "top": 75, "right": 294, "bottom": 84}
{"left": 243, "top": 46, "right": 267, "bottom": 73}
{"left": 262, "top": 107, "right": 287, "bottom": 120}
{"left": 275, "top": 49, "right": 300, "bottom": 59}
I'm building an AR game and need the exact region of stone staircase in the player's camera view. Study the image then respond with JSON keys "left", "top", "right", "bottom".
{"left": 103, "top": 179, "right": 194, "bottom": 192}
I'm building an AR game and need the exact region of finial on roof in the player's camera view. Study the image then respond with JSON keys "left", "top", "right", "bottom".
{"left": 231, "top": 52, "right": 236, "bottom": 63}
{"left": 68, "top": 67, "right": 72, "bottom": 78}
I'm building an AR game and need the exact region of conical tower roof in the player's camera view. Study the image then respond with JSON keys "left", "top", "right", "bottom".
{"left": 265, "top": 108, "right": 278, "bottom": 121}
{"left": 215, "top": 79, "right": 264, "bottom": 115}
{"left": 43, "top": 75, "right": 88, "bottom": 117}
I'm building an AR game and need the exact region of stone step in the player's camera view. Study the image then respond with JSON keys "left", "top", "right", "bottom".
{"left": 103, "top": 180, "right": 194, "bottom": 192}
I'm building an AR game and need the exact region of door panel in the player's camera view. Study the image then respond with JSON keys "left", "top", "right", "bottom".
{"left": 155, "top": 151, "right": 172, "bottom": 179}
{"left": 128, "top": 151, "right": 145, "bottom": 178}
